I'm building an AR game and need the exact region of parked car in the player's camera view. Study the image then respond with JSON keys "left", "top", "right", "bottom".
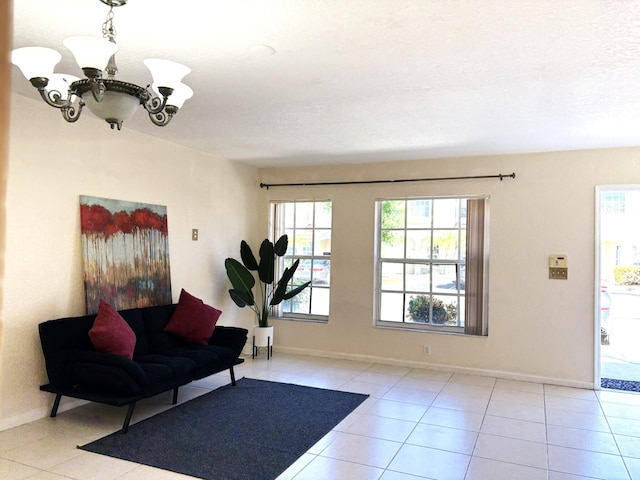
{"left": 295, "top": 260, "right": 330, "bottom": 285}
{"left": 312, "top": 261, "right": 330, "bottom": 284}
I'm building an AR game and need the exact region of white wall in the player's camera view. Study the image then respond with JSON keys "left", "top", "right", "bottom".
{"left": 259, "top": 149, "right": 640, "bottom": 386}
{"left": 0, "top": 94, "right": 261, "bottom": 429}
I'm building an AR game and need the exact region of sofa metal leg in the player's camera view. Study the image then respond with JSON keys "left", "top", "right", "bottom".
{"left": 230, "top": 366, "right": 237, "bottom": 386}
{"left": 121, "top": 402, "right": 136, "bottom": 434}
{"left": 172, "top": 387, "right": 179, "bottom": 405}
{"left": 50, "top": 393, "right": 62, "bottom": 418}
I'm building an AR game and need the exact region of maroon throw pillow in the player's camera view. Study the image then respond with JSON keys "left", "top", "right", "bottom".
{"left": 88, "top": 300, "right": 137, "bottom": 359}
{"left": 164, "top": 289, "right": 221, "bottom": 345}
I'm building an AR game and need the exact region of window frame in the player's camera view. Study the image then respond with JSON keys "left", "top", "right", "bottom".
{"left": 269, "top": 200, "right": 332, "bottom": 323}
{"left": 374, "top": 195, "right": 489, "bottom": 335}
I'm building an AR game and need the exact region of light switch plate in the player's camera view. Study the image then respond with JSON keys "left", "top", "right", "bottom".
{"left": 549, "top": 267, "right": 568, "bottom": 279}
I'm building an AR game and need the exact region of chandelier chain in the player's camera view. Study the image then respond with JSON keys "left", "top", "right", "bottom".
{"left": 102, "top": 6, "right": 117, "bottom": 42}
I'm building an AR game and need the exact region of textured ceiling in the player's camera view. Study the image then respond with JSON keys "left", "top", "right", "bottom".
{"left": 11, "top": 0, "right": 640, "bottom": 166}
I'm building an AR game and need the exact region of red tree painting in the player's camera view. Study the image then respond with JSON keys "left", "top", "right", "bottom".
{"left": 80, "top": 196, "right": 172, "bottom": 314}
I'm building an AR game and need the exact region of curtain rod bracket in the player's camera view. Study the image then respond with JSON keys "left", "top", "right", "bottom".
{"left": 499, "top": 173, "right": 516, "bottom": 181}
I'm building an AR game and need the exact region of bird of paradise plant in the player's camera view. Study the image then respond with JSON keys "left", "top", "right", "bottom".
{"left": 225, "top": 234, "right": 310, "bottom": 327}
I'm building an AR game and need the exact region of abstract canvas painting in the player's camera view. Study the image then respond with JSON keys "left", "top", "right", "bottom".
{"left": 80, "top": 196, "right": 172, "bottom": 314}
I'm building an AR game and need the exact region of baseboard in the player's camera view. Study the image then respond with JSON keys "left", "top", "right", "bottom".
{"left": 0, "top": 397, "right": 88, "bottom": 433}
{"left": 275, "top": 346, "right": 595, "bottom": 390}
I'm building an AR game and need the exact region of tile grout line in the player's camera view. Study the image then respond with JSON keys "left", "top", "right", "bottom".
{"left": 378, "top": 364, "right": 432, "bottom": 479}
{"left": 596, "top": 392, "right": 633, "bottom": 480}
{"left": 543, "top": 384, "right": 551, "bottom": 480}
{"left": 465, "top": 377, "right": 500, "bottom": 480}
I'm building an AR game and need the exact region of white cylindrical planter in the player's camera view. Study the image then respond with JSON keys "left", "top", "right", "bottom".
{"left": 252, "top": 326, "right": 274, "bottom": 359}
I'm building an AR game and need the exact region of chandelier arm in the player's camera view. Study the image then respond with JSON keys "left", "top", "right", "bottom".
{"left": 143, "top": 95, "right": 169, "bottom": 115}
{"left": 37, "top": 87, "right": 71, "bottom": 109}
{"left": 61, "top": 100, "right": 85, "bottom": 123}
{"left": 29, "top": 77, "right": 70, "bottom": 109}
{"left": 148, "top": 109, "right": 174, "bottom": 127}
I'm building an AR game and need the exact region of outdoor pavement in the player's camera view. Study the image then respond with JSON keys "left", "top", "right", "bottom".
{"left": 601, "top": 285, "right": 640, "bottom": 381}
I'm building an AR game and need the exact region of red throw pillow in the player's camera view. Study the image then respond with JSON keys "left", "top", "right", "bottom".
{"left": 88, "top": 300, "right": 137, "bottom": 359}
{"left": 164, "top": 289, "right": 221, "bottom": 345}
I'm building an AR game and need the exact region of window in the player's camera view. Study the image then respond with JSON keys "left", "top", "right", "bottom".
{"left": 375, "top": 196, "right": 488, "bottom": 335}
{"left": 270, "top": 201, "right": 332, "bottom": 321}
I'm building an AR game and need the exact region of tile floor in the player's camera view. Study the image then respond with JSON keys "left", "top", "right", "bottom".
{"left": 2, "top": 353, "right": 640, "bottom": 480}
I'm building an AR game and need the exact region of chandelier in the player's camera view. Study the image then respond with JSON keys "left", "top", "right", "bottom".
{"left": 11, "top": 0, "right": 193, "bottom": 130}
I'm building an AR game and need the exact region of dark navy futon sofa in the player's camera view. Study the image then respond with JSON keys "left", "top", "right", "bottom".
{"left": 38, "top": 303, "right": 247, "bottom": 433}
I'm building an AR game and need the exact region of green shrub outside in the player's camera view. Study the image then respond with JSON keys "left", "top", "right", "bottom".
{"left": 614, "top": 266, "right": 640, "bottom": 286}
{"left": 407, "top": 295, "right": 456, "bottom": 325}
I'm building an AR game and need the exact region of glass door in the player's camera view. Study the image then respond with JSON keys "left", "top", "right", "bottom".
{"left": 596, "top": 186, "right": 640, "bottom": 391}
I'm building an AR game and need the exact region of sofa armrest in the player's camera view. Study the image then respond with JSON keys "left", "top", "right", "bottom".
{"left": 67, "top": 351, "right": 149, "bottom": 395}
{"left": 209, "top": 326, "right": 248, "bottom": 358}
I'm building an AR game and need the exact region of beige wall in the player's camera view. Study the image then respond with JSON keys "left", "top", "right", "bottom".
{"left": 0, "top": 0, "right": 11, "bottom": 429}
{"left": 0, "top": 94, "right": 261, "bottom": 429}
{"left": 260, "top": 149, "right": 640, "bottom": 386}
{"left": 5, "top": 90, "right": 640, "bottom": 431}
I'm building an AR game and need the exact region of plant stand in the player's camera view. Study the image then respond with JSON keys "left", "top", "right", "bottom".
{"left": 252, "top": 325, "right": 274, "bottom": 360}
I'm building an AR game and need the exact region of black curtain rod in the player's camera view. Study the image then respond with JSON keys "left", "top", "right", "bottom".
{"left": 260, "top": 172, "right": 516, "bottom": 189}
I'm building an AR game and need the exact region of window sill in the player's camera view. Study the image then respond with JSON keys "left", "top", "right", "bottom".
{"left": 374, "top": 322, "right": 486, "bottom": 337}
{"left": 274, "top": 316, "right": 328, "bottom": 324}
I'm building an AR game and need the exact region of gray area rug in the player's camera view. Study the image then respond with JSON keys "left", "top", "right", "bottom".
{"left": 80, "top": 377, "right": 369, "bottom": 480}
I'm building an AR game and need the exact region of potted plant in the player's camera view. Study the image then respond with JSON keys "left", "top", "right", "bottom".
{"left": 225, "top": 234, "right": 310, "bottom": 357}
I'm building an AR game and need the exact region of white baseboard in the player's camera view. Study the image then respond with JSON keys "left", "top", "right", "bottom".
{"left": 0, "top": 397, "right": 88, "bottom": 433}
{"left": 275, "top": 346, "right": 595, "bottom": 390}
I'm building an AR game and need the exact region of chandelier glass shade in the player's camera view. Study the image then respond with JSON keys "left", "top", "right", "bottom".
{"left": 11, "top": 0, "right": 192, "bottom": 130}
